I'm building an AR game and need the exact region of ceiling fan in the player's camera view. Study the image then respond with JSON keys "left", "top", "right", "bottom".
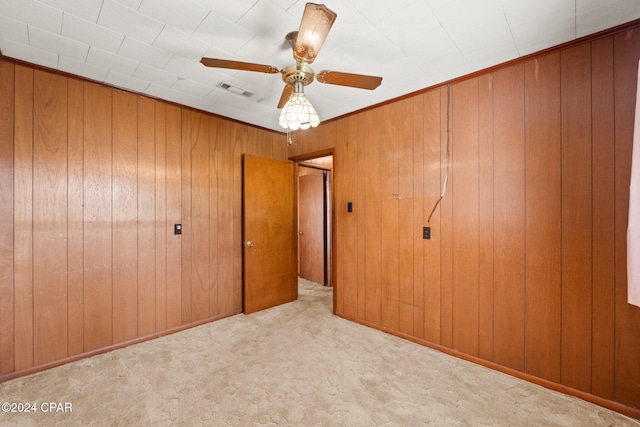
{"left": 200, "top": 3, "right": 383, "bottom": 130}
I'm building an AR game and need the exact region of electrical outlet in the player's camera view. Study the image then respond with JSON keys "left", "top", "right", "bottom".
{"left": 423, "top": 226, "right": 431, "bottom": 240}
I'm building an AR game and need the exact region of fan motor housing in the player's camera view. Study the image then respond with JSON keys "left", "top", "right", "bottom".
{"left": 281, "top": 63, "right": 314, "bottom": 86}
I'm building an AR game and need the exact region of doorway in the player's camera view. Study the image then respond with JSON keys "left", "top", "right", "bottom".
{"left": 296, "top": 155, "right": 333, "bottom": 290}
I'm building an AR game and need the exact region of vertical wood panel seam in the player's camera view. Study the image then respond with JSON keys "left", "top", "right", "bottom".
{"left": 208, "top": 118, "right": 212, "bottom": 318}
{"left": 523, "top": 63, "right": 527, "bottom": 373}
{"left": 9, "top": 62, "right": 16, "bottom": 373}
{"left": 81, "top": 81, "right": 85, "bottom": 351}
{"left": 66, "top": 76, "right": 70, "bottom": 358}
{"left": 448, "top": 85, "right": 453, "bottom": 347}
{"left": 30, "top": 68, "right": 35, "bottom": 367}
{"left": 559, "top": 49, "right": 564, "bottom": 385}
{"left": 153, "top": 101, "right": 158, "bottom": 332}
{"left": 214, "top": 122, "right": 218, "bottom": 316}
{"left": 589, "top": 41, "right": 595, "bottom": 395}
{"left": 110, "top": 91, "right": 115, "bottom": 345}
{"left": 136, "top": 97, "right": 140, "bottom": 338}
{"left": 416, "top": 99, "right": 421, "bottom": 327}
{"left": 449, "top": 85, "right": 453, "bottom": 347}
{"left": 440, "top": 87, "right": 444, "bottom": 345}
{"left": 378, "top": 112, "right": 382, "bottom": 323}
{"left": 610, "top": 36, "right": 617, "bottom": 402}
{"left": 397, "top": 106, "right": 400, "bottom": 328}
{"left": 411, "top": 99, "right": 416, "bottom": 313}
{"left": 81, "top": 82, "right": 86, "bottom": 353}
{"left": 490, "top": 72, "right": 496, "bottom": 362}
{"left": 588, "top": 42, "right": 594, "bottom": 392}
{"left": 477, "top": 79, "right": 481, "bottom": 356}
{"left": 420, "top": 100, "right": 426, "bottom": 332}
{"left": 358, "top": 120, "right": 361, "bottom": 318}
{"left": 360, "top": 116, "right": 365, "bottom": 319}
{"left": 66, "top": 77, "right": 72, "bottom": 357}
{"left": 438, "top": 88, "right": 441, "bottom": 344}
{"left": 163, "top": 105, "right": 168, "bottom": 328}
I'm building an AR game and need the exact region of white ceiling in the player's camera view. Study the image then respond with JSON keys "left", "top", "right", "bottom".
{"left": 1, "top": 0, "right": 639, "bottom": 132}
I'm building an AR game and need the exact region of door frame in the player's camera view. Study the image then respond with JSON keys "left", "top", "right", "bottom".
{"left": 289, "top": 148, "right": 337, "bottom": 314}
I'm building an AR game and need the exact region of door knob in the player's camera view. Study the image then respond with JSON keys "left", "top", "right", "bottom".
{"left": 245, "top": 241, "right": 254, "bottom": 247}
{"left": 298, "top": 231, "right": 303, "bottom": 236}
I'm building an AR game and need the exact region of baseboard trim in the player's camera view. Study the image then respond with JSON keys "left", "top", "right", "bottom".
{"left": 336, "top": 312, "right": 640, "bottom": 421}
{"left": 0, "top": 310, "right": 242, "bottom": 384}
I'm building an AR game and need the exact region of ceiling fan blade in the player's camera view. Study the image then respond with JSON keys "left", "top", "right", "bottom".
{"left": 316, "top": 71, "right": 382, "bottom": 90}
{"left": 293, "top": 3, "right": 337, "bottom": 64}
{"left": 200, "top": 58, "right": 280, "bottom": 74}
{"left": 277, "top": 85, "right": 293, "bottom": 109}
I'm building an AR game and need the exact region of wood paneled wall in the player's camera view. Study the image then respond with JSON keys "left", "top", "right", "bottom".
{"left": 289, "top": 27, "right": 640, "bottom": 414}
{"left": 0, "top": 61, "right": 286, "bottom": 379}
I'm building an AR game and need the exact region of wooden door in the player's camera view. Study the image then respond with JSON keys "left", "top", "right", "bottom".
{"left": 242, "top": 154, "right": 297, "bottom": 314}
{"left": 298, "top": 169, "right": 325, "bottom": 284}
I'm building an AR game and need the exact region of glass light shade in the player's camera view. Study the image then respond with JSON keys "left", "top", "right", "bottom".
{"left": 279, "top": 93, "right": 320, "bottom": 131}
{"left": 293, "top": 3, "right": 336, "bottom": 64}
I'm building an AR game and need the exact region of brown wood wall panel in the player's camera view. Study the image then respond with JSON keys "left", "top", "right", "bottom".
{"left": 477, "top": 73, "right": 494, "bottom": 362}
{"left": 32, "top": 70, "right": 68, "bottom": 366}
{"left": 422, "top": 89, "right": 442, "bottom": 344}
{"left": 560, "top": 43, "right": 593, "bottom": 393}
{"left": 289, "top": 26, "right": 640, "bottom": 413}
{"left": 356, "top": 113, "right": 367, "bottom": 320}
{"left": 246, "top": 126, "right": 258, "bottom": 155}
{"left": 523, "top": 53, "right": 562, "bottom": 383}
{"left": 14, "top": 65, "right": 34, "bottom": 371}
{"left": 451, "top": 78, "right": 479, "bottom": 357}
{"left": 439, "top": 86, "right": 454, "bottom": 349}
{"left": 216, "top": 120, "right": 236, "bottom": 315}
{"left": 491, "top": 65, "right": 526, "bottom": 371}
{"left": 154, "top": 102, "right": 168, "bottom": 332}
{"left": 363, "top": 108, "right": 383, "bottom": 325}
{"left": 397, "top": 98, "right": 415, "bottom": 335}
{"left": 232, "top": 122, "right": 247, "bottom": 311}
{"left": 112, "top": 90, "right": 139, "bottom": 344}
{"left": 411, "top": 95, "right": 425, "bottom": 339}
{"left": 272, "top": 132, "right": 287, "bottom": 160}
{"left": 190, "top": 112, "right": 211, "bottom": 322}
{"left": 590, "top": 36, "right": 615, "bottom": 400}
{"left": 165, "top": 104, "right": 182, "bottom": 330}
{"left": 339, "top": 116, "right": 358, "bottom": 318}
{"left": 181, "top": 110, "right": 194, "bottom": 324}
{"left": 380, "top": 103, "right": 399, "bottom": 331}
{"left": 0, "top": 61, "right": 15, "bottom": 376}
{"left": 613, "top": 28, "right": 640, "bottom": 409}
{"left": 83, "top": 83, "right": 113, "bottom": 352}
{"left": 208, "top": 117, "right": 219, "bottom": 317}
{"left": 1, "top": 60, "right": 285, "bottom": 381}
{"left": 67, "top": 78, "right": 84, "bottom": 357}
{"left": 138, "top": 97, "right": 157, "bottom": 337}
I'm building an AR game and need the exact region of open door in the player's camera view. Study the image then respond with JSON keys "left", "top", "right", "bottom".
{"left": 298, "top": 169, "right": 326, "bottom": 284}
{"left": 243, "top": 154, "right": 297, "bottom": 314}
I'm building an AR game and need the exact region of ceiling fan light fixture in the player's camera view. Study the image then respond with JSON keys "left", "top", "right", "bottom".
{"left": 279, "top": 93, "right": 320, "bottom": 131}
{"left": 293, "top": 3, "right": 337, "bottom": 64}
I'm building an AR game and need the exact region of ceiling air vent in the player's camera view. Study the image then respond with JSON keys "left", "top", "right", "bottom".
{"left": 217, "top": 82, "right": 253, "bottom": 97}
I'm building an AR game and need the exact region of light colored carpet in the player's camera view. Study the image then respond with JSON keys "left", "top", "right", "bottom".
{"left": 1, "top": 278, "right": 638, "bottom": 426}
